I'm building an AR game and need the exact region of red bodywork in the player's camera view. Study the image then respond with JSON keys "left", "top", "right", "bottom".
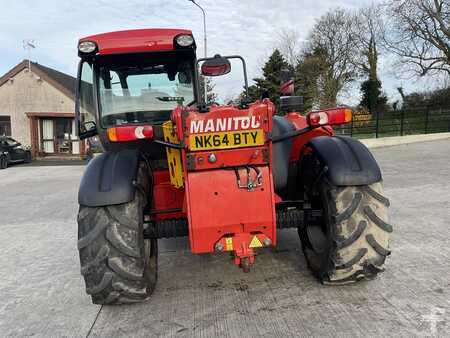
{"left": 78, "top": 28, "right": 336, "bottom": 269}
{"left": 79, "top": 28, "right": 193, "bottom": 55}
{"left": 149, "top": 100, "right": 331, "bottom": 266}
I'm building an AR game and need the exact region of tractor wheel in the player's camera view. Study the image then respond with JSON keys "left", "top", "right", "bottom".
{"left": 77, "top": 165, "right": 157, "bottom": 304}
{"left": 299, "top": 180, "right": 392, "bottom": 284}
{"left": 0, "top": 155, "right": 7, "bottom": 169}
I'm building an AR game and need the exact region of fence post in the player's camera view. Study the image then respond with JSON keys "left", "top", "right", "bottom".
{"left": 425, "top": 106, "right": 429, "bottom": 134}
{"left": 350, "top": 114, "right": 353, "bottom": 137}
{"left": 375, "top": 111, "right": 379, "bottom": 138}
{"left": 400, "top": 109, "right": 404, "bottom": 136}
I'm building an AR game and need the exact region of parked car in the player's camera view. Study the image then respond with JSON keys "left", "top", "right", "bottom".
{"left": 0, "top": 136, "right": 32, "bottom": 169}
{"left": 85, "top": 136, "right": 103, "bottom": 162}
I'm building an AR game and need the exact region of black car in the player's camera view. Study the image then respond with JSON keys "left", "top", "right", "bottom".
{"left": 0, "top": 136, "right": 32, "bottom": 169}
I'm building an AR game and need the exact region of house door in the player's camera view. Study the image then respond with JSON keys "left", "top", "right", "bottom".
{"left": 55, "top": 118, "right": 73, "bottom": 154}
{"left": 42, "top": 119, "right": 55, "bottom": 153}
{"left": 41, "top": 118, "right": 74, "bottom": 154}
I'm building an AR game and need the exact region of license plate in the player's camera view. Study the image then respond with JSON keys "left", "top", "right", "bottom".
{"left": 189, "top": 129, "right": 264, "bottom": 151}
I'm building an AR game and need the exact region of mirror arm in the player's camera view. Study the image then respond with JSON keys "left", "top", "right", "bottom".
{"left": 196, "top": 55, "right": 250, "bottom": 104}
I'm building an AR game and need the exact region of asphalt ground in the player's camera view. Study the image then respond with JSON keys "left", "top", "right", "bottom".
{"left": 0, "top": 139, "right": 449, "bottom": 337}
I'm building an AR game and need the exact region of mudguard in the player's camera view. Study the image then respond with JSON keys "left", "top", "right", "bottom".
{"left": 78, "top": 149, "right": 140, "bottom": 207}
{"left": 306, "top": 136, "right": 382, "bottom": 186}
{"left": 272, "top": 116, "right": 294, "bottom": 192}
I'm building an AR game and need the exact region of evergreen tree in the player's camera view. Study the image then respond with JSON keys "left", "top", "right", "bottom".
{"left": 254, "top": 49, "right": 290, "bottom": 109}
{"left": 238, "top": 49, "right": 290, "bottom": 112}
{"left": 359, "top": 79, "right": 388, "bottom": 113}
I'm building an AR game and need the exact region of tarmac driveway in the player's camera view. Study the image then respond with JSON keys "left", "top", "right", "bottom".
{"left": 0, "top": 139, "right": 449, "bottom": 337}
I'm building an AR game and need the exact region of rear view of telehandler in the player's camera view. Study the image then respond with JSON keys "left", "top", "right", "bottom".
{"left": 75, "top": 29, "right": 392, "bottom": 304}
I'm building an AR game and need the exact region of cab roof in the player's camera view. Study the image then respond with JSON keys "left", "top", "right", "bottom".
{"left": 79, "top": 28, "right": 194, "bottom": 55}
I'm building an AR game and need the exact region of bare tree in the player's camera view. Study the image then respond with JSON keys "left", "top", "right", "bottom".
{"left": 353, "top": 5, "right": 385, "bottom": 80}
{"left": 304, "top": 8, "right": 359, "bottom": 108}
{"left": 277, "top": 29, "right": 302, "bottom": 68}
{"left": 384, "top": 0, "right": 450, "bottom": 76}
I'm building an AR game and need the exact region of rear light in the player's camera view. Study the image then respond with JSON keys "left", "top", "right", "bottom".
{"left": 307, "top": 108, "right": 352, "bottom": 127}
{"left": 107, "top": 125, "right": 154, "bottom": 142}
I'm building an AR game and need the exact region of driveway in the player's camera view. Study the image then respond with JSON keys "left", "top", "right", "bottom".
{"left": 0, "top": 140, "right": 449, "bottom": 337}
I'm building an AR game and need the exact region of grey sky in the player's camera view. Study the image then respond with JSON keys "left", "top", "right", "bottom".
{"left": 0, "top": 0, "right": 441, "bottom": 105}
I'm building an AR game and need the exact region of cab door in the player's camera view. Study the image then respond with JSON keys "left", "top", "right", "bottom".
{"left": 76, "top": 61, "right": 97, "bottom": 139}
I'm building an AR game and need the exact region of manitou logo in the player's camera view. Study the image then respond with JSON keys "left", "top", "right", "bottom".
{"left": 190, "top": 116, "right": 261, "bottom": 134}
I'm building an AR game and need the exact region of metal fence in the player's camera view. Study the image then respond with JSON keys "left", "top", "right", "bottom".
{"left": 334, "top": 107, "right": 450, "bottom": 138}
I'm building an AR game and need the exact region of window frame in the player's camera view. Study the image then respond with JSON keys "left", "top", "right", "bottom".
{"left": 0, "top": 115, "right": 12, "bottom": 137}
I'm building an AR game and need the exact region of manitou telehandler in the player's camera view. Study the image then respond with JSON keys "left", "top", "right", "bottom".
{"left": 76, "top": 29, "right": 392, "bottom": 304}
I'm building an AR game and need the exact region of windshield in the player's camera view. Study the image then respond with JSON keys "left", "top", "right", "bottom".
{"left": 98, "top": 53, "right": 195, "bottom": 127}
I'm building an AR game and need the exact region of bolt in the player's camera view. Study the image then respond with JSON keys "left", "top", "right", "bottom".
{"left": 208, "top": 153, "right": 217, "bottom": 163}
{"left": 263, "top": 238, "right": 272, "bottom": 246}
{"left": 215, "top": 243, "right": 224, "bottom": 252}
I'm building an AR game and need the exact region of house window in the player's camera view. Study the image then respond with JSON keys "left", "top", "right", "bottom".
{"left": 0, "top": 116, "right": 11, "bottom": 136}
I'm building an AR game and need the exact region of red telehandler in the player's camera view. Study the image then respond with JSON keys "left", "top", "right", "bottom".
{"left": 76, "top": 29, "right": 392, "bottom": 304}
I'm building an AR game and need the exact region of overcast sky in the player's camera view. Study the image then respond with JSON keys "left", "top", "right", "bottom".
{"left": 0, "top": 0, "right": 441, "bottom": 105}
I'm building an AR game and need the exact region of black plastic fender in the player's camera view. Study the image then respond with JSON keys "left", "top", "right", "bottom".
{"left": 306, "top": 136, "right": 382, "bottom": 186}
{"left": 272, "top": 116, "right": 295, "bottom": 192}
{"left": 78, "top": 149, "right": 140, "bottom": 207}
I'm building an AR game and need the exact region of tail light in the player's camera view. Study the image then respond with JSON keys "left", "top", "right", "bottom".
{"left": 107, "top": 125, "right": 154, "bottom": 142}
{"left": 307, "top": 108, "right": 352, "bottom": 127}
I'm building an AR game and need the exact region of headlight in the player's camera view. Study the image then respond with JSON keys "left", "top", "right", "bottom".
{"left": 175, "top": 35, "right": 194, "bottom": 47}
{"left": 78, "top": 41, "right": 97, "bottom": 53}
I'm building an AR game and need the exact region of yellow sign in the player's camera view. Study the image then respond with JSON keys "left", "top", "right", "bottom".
{"left": 225, "top": 237, "right": 233, "bottom": 251}
{"left": 189, "top": 129, "right": 264, "bottom": 151}
{"left": 162, "top": 121, "right": 183, "bottom": 188}
{"left": 249, "top": 236, "right": 262, "bottom": 248}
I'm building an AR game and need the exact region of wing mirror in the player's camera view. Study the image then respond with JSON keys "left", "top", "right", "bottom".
{"left": 79, "top": 120, "right": 98, "bottom": 139}
{"left": 201, "top": 55, "right": 231, "bottom": 77}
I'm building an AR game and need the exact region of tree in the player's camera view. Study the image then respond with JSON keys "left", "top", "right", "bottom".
{"left": 359, "top": 79, "right": 388, "bottom": 113}
{"left": 353, "top": 5, "right": 384, "bottom": 81}
{"left": 384, "top": 0, "right": 450, "bottom": 76}
{"left": 397, "top": 86, "right": 450, "bottom": 109}
{"left": 294, "top": 49, "right": 328, "bottom": 111}
{"left": 198, "top": 75, "right": 218, "bottom": 104}
{"left": 303, "top": 8, "right": 359, "bottom": 108}
{"left": 239, "top": 49, "right": 290, "bottom": 110}
{"left": 276, "top": 29, "right": 302, "bottom": 69}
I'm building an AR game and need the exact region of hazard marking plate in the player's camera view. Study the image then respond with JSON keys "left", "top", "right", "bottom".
{"left": 249, "top": 236, "right": 262, "bottom": 248}
{"left": 225, "top": 237, "right": 233, "bottom": 251}
{"left": 189, "top": 129, "right": 264, "bottom": 151}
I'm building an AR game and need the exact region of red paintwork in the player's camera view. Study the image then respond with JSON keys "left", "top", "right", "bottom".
{"left": 284, "top": 112, "right": 333, "bottom": 162}
{"left": 184, "top": 166, "right": 276, "bottom": 254}
{"left": 149, "top": 103, "right": 336, "bottom": 268}
{"left": 79, "top": 29, "right": 194, "bottom": 55}
{"left": 150, "top": 99, "right": 339, "bottom": 267}
{"left": 151, "top": 170, "right": 185, "bottom": 220}
{"left": 178, "top": 101, "right": 276, "bottom": 261}
{"left": 76, "top": 28, "right": 351, "bottom": 271}
{"left": 187, "top": 147, "right": 267, "bottom": 171}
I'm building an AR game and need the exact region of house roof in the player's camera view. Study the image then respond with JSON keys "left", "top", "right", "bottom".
{"left": 0, "top": 60, "right": 77, "bottom": 100}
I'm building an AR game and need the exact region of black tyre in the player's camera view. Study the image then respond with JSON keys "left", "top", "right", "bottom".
{"left": 24, "top": 151, "right": 32, "bottom": 163}
{"left": 0, "top": 155, "right": 7, "bottom": 169}
{"left": 300, "top": 180, "right": 392, "bottom": 284}
{"left": 77, "top": 165, "right": 157, "bottom": 304}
